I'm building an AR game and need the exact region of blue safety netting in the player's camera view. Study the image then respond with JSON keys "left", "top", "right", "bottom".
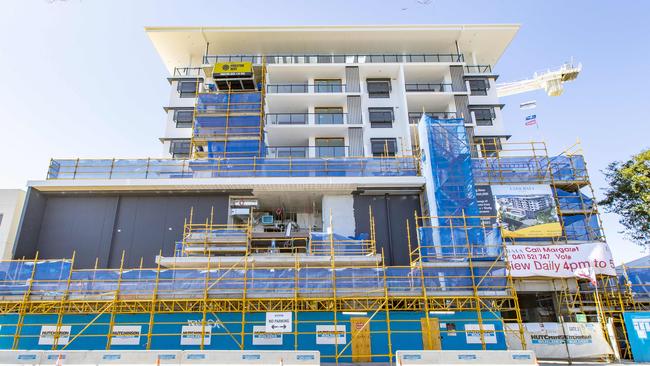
{"left": 195, "top": 92, "right": 263, "bottom": 159}
{"left": 621, "top": 267, "right": 650, "bottom": 301}
{"left": 421, "top": 117, "right": 488, "bottom": 259}
{"left": 0, "top": 261, "right": 509, "bottom": 300}
{"left": 424, "top": 117, "right": 479, "bottom": 217}
{"left": 555, "top": 188, "right": 594, "bottom": 212}
{"left": 562, "top": 214, "right": 602, "bottom": 241}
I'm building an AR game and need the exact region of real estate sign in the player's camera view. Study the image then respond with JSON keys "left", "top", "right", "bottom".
{"left": 479, "top": 184, "right": 562, "bottom": 238}
{"left": 506, "top": 242, "right": 616, "bottom": 279}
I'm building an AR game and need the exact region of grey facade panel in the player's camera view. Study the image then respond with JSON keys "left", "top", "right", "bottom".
{"left": 347, "top": 96, "right": 362, "bottom": 124}
{"left": 14, "top": 192, "right": 229, "bottom": 268}
{"left": 454, "top": 95, "right": 470, "bottom": 123}
{"left": 348, "top": 127, "right": 364, "bottom": 157}
{"left": 345, "top": 66, "right": 360, "bottom": 93}
{"left": 13, "top": 188, "right": 46, "bottom": 260}
{"left": 450, "top": 65, "right": 466, "bottom": 92}
{"left": 353, "top": 194, "right": 421, "bottom": 266}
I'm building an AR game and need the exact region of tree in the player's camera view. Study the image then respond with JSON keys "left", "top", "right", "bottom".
{"left": 600, "top": 149, "right": 650, "bottom": 248}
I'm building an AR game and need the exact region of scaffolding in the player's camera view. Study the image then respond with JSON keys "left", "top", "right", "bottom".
{"left": 190, "top": 62, "right": 266, "bottom": 159}
{"left": 0, "top": 215, "right": 525, "bottom": 363}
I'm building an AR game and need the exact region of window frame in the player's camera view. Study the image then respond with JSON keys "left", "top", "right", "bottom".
{"left": 173, "top": 109, "right": 195, "bottom": 128}
{"left": 468, "top": 79, "right": 489, "bottom": 96}
{"left": 169, "top": 139, "right": 191, "bottom": 159}
{"left": 314, "top": 107, "right": 344, "bottom": 125}
{"left": 368, "top": 107, "right": 395, "bottom": 128}
{"left": 177, "top": 80, "right": 200, "bottom": 98}
{"left": 370, "top": 138, "right": 398, "bottom": 157}
{"left": 314, "top": 79, "right": 343, "bottom": 93}
{"left": 366, "top": 78, "right": 391, "bottom": 98}
{"left": 471, "top": 108, "right": 496, "bottom": 126}
{"left": 315, "top": 137, "right": 346, "bottom": 157}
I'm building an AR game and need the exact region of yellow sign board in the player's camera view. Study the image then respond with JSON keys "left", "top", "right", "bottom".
{"left": 212, "top": 62, "right": 253, "bottom": 77}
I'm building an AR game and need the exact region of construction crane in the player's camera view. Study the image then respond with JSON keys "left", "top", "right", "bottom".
{"left": 496, "top": 62, "right": 582, "bottom": 97}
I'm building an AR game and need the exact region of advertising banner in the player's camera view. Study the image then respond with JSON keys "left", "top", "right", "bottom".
{"left": 212, "top": 62, "right": 253, "bottom": 77}
{"left": 488, "top": 184, "right": 562, "bottom": 238}
{"left": 464, "top": 324, "right": 497, "bottom": 344}
{"left": 623, "top": 312, "right": 650, "bottom": 362}
{"left": 38, "top": 326, "right": 71, "bottom": 346}
{"left": 506, "top": 242, "right": 616, "bottom": 280}
{"left": 316, "top": 325, "right": 346, "bottom": 345}
{"left": 180, "top": 325, "right": 211, "bottom": 346}
{"left": 252, "top": 326, "right": 283, "bottom": 346}
{"left": 505, "top": 322, "right": 613, "bottom": 359}
{"left": 110, "top": 325, "right": 142, "bottom": 346}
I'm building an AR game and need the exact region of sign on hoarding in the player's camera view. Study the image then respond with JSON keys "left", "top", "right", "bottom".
{"left": 316, "top": 325, "right": 346, "bottom": 345}
{"left": 252, "top": 326, "right": 283, "bottom": 345}
{"left": 464, "top": 324, "right": 497, "bottom": 344}
{"left": 623, "top": 312, "right": 650, "bottom": 362}
{"left": 477, "top": 184, "right": 562, "bottom": 238}
{"left": 265, "top": 312, "right": 292, "bottom": 333}
{"left": 505, "top": 322, "right": 613, "bottom": 359}
{"left": 38, "top": 326, "right": 71, "bottom": 346}
{"left": 110, "top": 325, "right": 141, "bottom": 345}
{"left": 180, "top": 325, "right": 211, "bottom": 345}
{"left": 506, "top": 242, "right": 616, "bottom": 281}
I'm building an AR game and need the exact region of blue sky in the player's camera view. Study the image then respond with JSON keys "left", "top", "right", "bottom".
{"left": 0, "top": 0, "right": 649, "bottom": 263}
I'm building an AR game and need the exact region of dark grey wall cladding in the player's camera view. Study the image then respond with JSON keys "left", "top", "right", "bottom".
{"left": 13, "top": 191, "right": 229, "bottom": 268}
{"left": 353, "top": 194, "right": 421, "bottom": 266}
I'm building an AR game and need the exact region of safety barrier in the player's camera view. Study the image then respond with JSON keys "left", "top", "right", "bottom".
{"left": 396, "top": 350, "right": 537, "bottom": 365}
{"left": 0, "top": 350, "right": 319, "bottom": 366}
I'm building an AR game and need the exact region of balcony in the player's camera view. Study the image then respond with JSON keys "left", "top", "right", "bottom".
{"left": 405, "top": 83, "right": 453, "bottom": 92}
{"left": 464, "top": 65, "right": 493, "bottom": 74}
{"left": 266, "top": 84, "right": 347, "bottom": 93}
{"left": 47, "top": 156, "right": 420, "bottom": 180}
{"left": 172, "top": 67, "right": 204, "bottom": 77}
{"left": 266, "top": 113, "right": 347, "bottom": 125}
{"left": 265, "top": 146, "right": 350, "bottom": 158}
{"left": 204, "top": 53, "right": 464, "bottom": 65}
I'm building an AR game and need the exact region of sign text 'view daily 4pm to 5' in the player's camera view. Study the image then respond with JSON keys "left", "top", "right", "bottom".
{"left": 506, "top": 242, "right": 616, "bottom": 281}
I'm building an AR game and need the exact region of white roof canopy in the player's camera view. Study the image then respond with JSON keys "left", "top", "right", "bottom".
{"left": 146, "top": 24, "right": 520, "bottom": 74}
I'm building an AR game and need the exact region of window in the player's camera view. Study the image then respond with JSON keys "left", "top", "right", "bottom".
{"left": 174, "top": 109, "right": 194, "bottom": 128}
{"left": 468, "top": 79, "right": 489, "bottom": 96}
{"left": 314, "top": 79, "right": 343, "bottom": 93}
{"left": 366, "top": 78, "right": 391, "bottom": 98}
{"left": 0, "top": 213, "right": 3, "bottom": 227}
{"left": 472, "top": 108, "right": 495, "bottom": 126}
{"left": 169, "top": 139, "right": 191, "bottom": 159}
{"left": 368, "top": 107, "right": 394, "bottom": 128}
{"left": 177, "top": 80, "right": 199, "bottom": 98}
{"left": 315, "top": 138, "right": 345, "bottom": 157}
{"left": 371, "top": 138, "right": 397, "bottom": 157}
{"left": 314, "top": 107, "right": 344, "bottom": 124}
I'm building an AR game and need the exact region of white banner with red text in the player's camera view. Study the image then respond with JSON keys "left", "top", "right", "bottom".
{"left": 505, "top": 243, "right": 616, "bottom": 281}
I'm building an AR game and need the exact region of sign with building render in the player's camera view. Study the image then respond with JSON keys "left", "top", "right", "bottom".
{"left": 506, "top": 242, "right": 616, "bottom": 281}
{"left": 478, "top": 184, "right": 562, "bottom": 238}
{"left": 505, "top": 322, "right": 613, "bottom": 359}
